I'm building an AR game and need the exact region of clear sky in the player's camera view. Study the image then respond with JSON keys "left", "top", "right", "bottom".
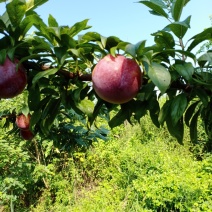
{"left": 0, "top": 0, "right": 212, "bottom": 48}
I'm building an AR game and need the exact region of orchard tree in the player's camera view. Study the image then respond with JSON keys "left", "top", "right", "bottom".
{"left": 0, "top": 0, "right": 212, "bottom": 150}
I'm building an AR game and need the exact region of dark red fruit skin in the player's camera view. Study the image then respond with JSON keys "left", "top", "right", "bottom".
{"left": 16, "top": 114, "right": 31, "bottom": 131}
{"left": 20, "top": 130, "right": 34, "bottom": 140}
{"left": 92, "top": 54, "right": 142, "bottom": 104}
{"left": 0, "top": 57, "right": 27, "bottom": 99}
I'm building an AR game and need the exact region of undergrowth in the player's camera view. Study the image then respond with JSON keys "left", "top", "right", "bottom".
{"left": 30, "top": 116, "right": 212, "bottom": 212}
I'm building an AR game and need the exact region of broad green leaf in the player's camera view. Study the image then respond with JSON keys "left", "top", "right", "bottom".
{"left": 26, "top": 0, "right": 49, "bottom": 12}
{"left": 164, "top": 16, "right": 191, "bottom": 39}
{"left": 184, "top": 101, "right": 199, "bottom": 126}
{"left": 77, "top": 99, "right": 94, "bottom": 117}
{"left": 32, "top": 68, "right": 58, "bottom": 84}
{"left": 170, "top": 93, "right": 187, "bottom": 126}
{"left": 187, "top": 27, "right": 212, "bottom": 51}
{"left": 48, "top": 14, "right": 58, "bottom": 27}
{"left": 139, "top": 1, "right": 169, "bottom": 19}
{"left": 166, "top": 116, "right": 184, "bottom": 144}
{"left": 6, "top": 0, "right": 26, "bottom": 27}
{"left": 171, "top": 0, "right": 186, "bottom": 21}
{"left": 190, "top": 110, "right": 200, "bottom": 143}
{"left": 174, "top": 62, "right": 194, "bottom": 81}
{"left": 148, "top": 62, "right": 171, "bottom": 94}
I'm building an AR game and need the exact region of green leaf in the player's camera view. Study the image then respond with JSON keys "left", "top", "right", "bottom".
{"left": 148, "top": 62, "right": 171, "bottom": 94}
{"left": 170, "top": 93, "right": 187, "bottom": 126}
{"left": 6, "top": 0, "right": 26, "bottom": 27}
{"left": 174, "top": 61, "right": 194, "bottom": 81}
{"left": 152, "top": 31, "right": 175, "bottom": 49}
{"left": 125, "top": 43, "right": 136, "bottom": 57}
{"left": 135, "top": 40, "right": 146, "bottom": 56}
{"left": 190, "top": 109, "right": 200, "bottom": 143}
{"left": 184, "top": 101, "right": 199, "bottom": 126}
{"left": 68, "top": 19, "right": 90, "bottom": 38}
{"left": 54, "top": 47, "right": 68, "bottom": 64}
{"left": 171, "top": 0, "right": 186, "bottom": 21}
{"left": 48, "top": 14, "right": 58, "bottom": 27}
{"left": 77, "top": 99, "right": 94, "bottom": 117}
{"left": 166, "top": 116, "right": 184, "bottom": 144}
{"left": 158, "top": 100, "right": 172, "bottom": 125}
{"left": 139, "top": 1, "right": 169, "bottom": 19}
{"left": 109, "top": 109, "right": 128, "bottom": 128}
{"left": 164, "top": 16, "right": 191, "bottom": 39}
{"left": 187, "top": 27, "right": 212, "bottom": 51}
{"left": 32, "top": 68, "right": 58, "bottom": 84}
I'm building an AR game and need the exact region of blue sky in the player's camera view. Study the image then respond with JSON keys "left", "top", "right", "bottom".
{"left": 0, "top": 0, "right": 212, "bottom": 48}
{"left": 34, "top": 0, "right": 212, "bottom": 45}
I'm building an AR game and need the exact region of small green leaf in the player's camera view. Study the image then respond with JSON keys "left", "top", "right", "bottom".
{"left": 170, "top": 93, "right": 187, "bottom": 126}
{"left": 32, "top": 68, "right": 58, "bottom": 84}
{"left": 174, "top": 62, "right": 194, "bottom": 81}
{"left": 148, "top": 62, "right": 171, "bottom": 94}
{"left": 139, "top": 1, "right": 169, "bottom": 18}
{"left": 171, "top": 0, "right": 186, "bottom": 21}
{"left": 48, "top": 14, "right": 58, "bottom": 27}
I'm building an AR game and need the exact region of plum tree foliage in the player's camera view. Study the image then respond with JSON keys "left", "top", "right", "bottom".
{"left": 0, "top": 0, "right": 212, "bottom": 148}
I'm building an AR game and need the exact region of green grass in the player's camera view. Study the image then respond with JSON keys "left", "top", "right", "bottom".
{"left": 31, "top": 117, "right": 212, "bottom": 212}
